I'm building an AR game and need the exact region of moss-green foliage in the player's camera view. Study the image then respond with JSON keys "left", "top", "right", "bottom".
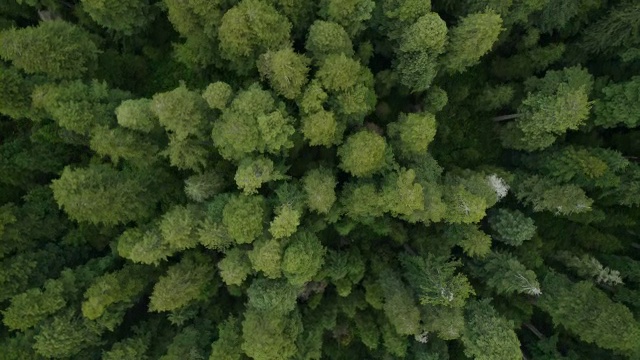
{"left": 81, "top": 0, "right": 151, "bottom": 35}
{"left": 218, "top": 0, "right": 292, "bottom": 74}
{"left": 305, "top": 21, "right": 354, "bottom": 62}
{"left": 222, "top": 194, "right": 266, "bottom": 244}
{"left": 0, "top": 20, "right": 98, "bottom": 79}
{"left": 338, "top": 130, "right": 389, "bottom": 177}
{"left": 2, "top": 2, "right": 640, "bottom": 359}
{"left": 461, "top": 300, "right": 522, "bottom": 360}
{"left": 282, "top": 232, "right": 326, "bottom": 285}
{"left": 149, "top": 252, "right": 216, "bottom": 312}
{"left": 488, "top": 208, "right": 536, "bottom": 246}
{"left": 499, "top": 67, "right": 594, "bottom": 151}
{"left": 443, "top": 11, "right": 504, "bottom": 73}
{"left": 51, "top": 164, "right": 163, "bottom": 225}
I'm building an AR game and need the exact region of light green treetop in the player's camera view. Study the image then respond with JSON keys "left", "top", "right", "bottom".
{"left": 0, "top": 20, "right": 99, "bottom": 79}
{"left": 338, "top": 130, "right": 390, "bottom": 177}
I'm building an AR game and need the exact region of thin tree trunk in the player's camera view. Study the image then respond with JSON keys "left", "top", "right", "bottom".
{"left": 493, "top": 114, "right": 522, "bottom": 122}
{"left": 523, "top": 322, "right": 545, "bottom": 340}
{"left": 403, "top": 244, "right": 418, "bottom": 256}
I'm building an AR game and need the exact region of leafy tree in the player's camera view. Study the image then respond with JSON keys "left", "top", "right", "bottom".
{"left": 210, "top": 316, "right": 244, "bottom": 360}
{"left": 269, "top": 204, "right": 301, "bottom": 239}
{"left": 218, "top": 247, "right": 253, "bottom": 286}
{"left": 89, "top": 126, "right": 159, "bottom": 167}
{"left": 488, "top": 208, "right": 537, "bottom": 246}
{"left": 149, "top": 252, "right": 216, "bottom": 312}
{"left": 82, "top": 264, "right": 155, "bottom": 321}
{"left": 443, "top": 224, "right": 492, "bottom": 258}
{"left": 117, "top": 226, "right": 175, "bottom": 265}
{"left": 322, "top": 248, "right": 365, "bottom": 296}
{"left": 381, "top": 168, "right": 425, "bottom": 220}
{"left": 115, "top": 98, "right": 158, "bottom": 133}
{"left": 0, "top": 65, "right": 42, "bottom": 120}
{"left": 241, "top": 308, "right": 303, "bottom": 360}
{"left": 247, "top": 278, "right": 299, "bottom": 314}
{"left": 2, "top": 278, "right": 66, "bottom": 331}
{"left": 0, "top": 20, "right": 98, "bottom": 79}
{"left": 248, "top": 238, "right": 283, "bottom": 278}
{"left": 305, "top": 21, "right": 354, "bottom": 62}
{"left": 282, "top": 231, "right": 326, "bottom": 285}
{"left": 387, "top": 112, "right": 437, "bottom": 159}
{"left": 212, "top": 84, "right": 295, "bottom": 161}
{"left": 513, "top": 174, "right": 593, "bottom": 215}
{"left": 32, "top": 308, "right": 103, "bottom": 358}
{"left": 499, "top": 67, "right": 593, "bottom": 151}
{"left": 581, "top": 1, "right": 640, "bottom": 54}
{"left": 257, "top": 48, "right": 310, "bottom": 99}
{"left": 460, "top": 300, "right": 522, "bottom": 360}
{"left": 393, "top": 12, "right": 447, "bottom": 92}
{"left": 51, "top": 164, "right": 164, "bottom": 225}
{"left": 442, "top": 11, "right": 504, "bottom": 73}
{"left": 103, "top": 334, "right": 150, "bottom": 360}
{"left": 593, "top": 77, "right": 640, "bottom": 128}
{"left": 202, "top": 81, "right": 234, "bottom": 111}
{"left": 235, "top": 156, "right": 288, "bottom": 195}
{"left": 338, "top": 130, "right": 389, "bottom": 177}
{"left": 222, "top": 194, "right": 266, "bottom": 244}
{"left": 32, "top": 80, "right": 131, "bottom": 135}
{"left": 474, "top": 251, "right": 542, "bottom": 296}
{"left": 151, "top": 84, "right": 211, "bottom": 141}
{"left": 378, "top": 268, "right": 421, "bottom": 335}
{"left": 302, "top": 167, "right": 337, "bottom": 214}
{"left": 218, "top": 0, "right": 292, "bottom": 74}
{"left": 312, "top": 53, "right": 377, "bottom": 123}
{"left": 160, "top": 324, "right": 213, "bottom": 360}
{"left": 340, "top": 181, "right": 385, "bottom": 224}
{"left": 538, "top": 272, "right": 640, "bottom": 353}
{"left": 81, "top": 0, "right": 151, "bottom": 35}
{"left": 318, "top": 0, "right": 375, "bottom": 37}
{"left": 158, "top": 205, "right": 203, "bottom": 251}
{"left": 401, "top": 254, "right": 474, "bottom": 308}
{"left": 301, "top": 110, "right": 343, "bottom": 148}
{"left": 184, "top": 170, "right": 227, "bottom": 203}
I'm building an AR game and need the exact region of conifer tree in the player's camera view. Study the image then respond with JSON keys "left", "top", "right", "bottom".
{"left": 338, "top": 130, "right": 389, "bottom": 177}
{"left": 149, "top": 252, "right": 216, "bottom": 312}
{"left": 282, "top": 231, "right": 326, "bottom": 286}
{"left": 498, "top": 67, "right": 593, "bottom": 151}
{"left": 538, "top": 272, "right": 640, "bottom": 353}
{"left": 32, "top": 80, "right": 131, "bottom": 135}
{"left": 218, "top": 0, "right": 292, "bottom": 74}
{"left": 593, "top": 77, "right": 640, "bottom": 128}
{"left": 51, "top": 164, "right": 164, "bottom": 225}
{"left": 0, "top": 20, "right": 98, "bottom": 79}
{"left": 257, "top": 48, "right": 310, "bottom": 100}
{"left": 305, "top": 21, "right": 354, "bottom": 62}
{"left": 81, "top": 0, "right": 151, "bottom": 35}
{"left": 443, "top": 10, "right": 504, "bottom": 74}
{"left": 460, "top": 300, "right": 522, "bottom": 360}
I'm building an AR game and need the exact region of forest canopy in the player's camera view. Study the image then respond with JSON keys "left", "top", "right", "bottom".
{"left": 1, "top": 0, "right": 640, "bottom": 359}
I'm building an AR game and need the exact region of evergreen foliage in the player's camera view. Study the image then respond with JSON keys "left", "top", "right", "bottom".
{"left": 1, "top": 2, "right": 639, "bottom": 359}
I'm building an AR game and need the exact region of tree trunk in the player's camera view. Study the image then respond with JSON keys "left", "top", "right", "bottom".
{"left": 523, "top": 322, "right": 545, "bottom": 340}
{"left": 493, "top": 114, "right": 522, "bottom": 122}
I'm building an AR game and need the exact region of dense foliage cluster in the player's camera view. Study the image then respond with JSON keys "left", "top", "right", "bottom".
{"left": 1, "top": 0, "right": 640, "bottom": 359}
